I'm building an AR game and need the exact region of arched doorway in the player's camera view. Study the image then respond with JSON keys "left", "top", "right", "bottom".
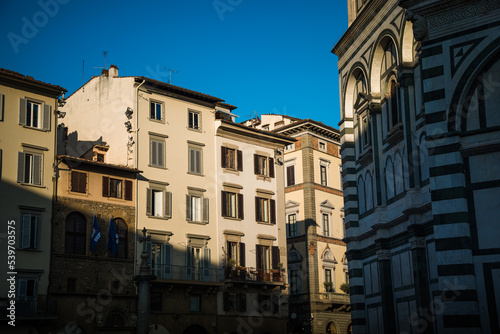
{"left": 326, "top": 321, "right": 338, "bottom": 334}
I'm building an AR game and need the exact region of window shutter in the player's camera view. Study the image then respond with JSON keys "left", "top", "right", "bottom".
{"left": 19, "top": 98, "right": 26, "bottom": 125}
{"left": 151, "top": 141, "right": 157, "bottom": 166}
{"left": 270, "top": 199, "right": 276, "bottom": 225}
{"left": 239, "top": 243, "right": 245, "bottom": 267}
{"left": 237, "top": 194, "right": 244, "bottom": 220}
{"left": 163, "top": 244, "right": 172, "bottom": 279}
{"left": 269, "top": 158, "right": 275, "bottom": 178}
{"left": 186, "top": 195, "right": 192, "bottom": 221}
{"left": 254, "top": 154, "right": 259, "bottom": 174}
{"left": 238, "top": 293, "right": 247, "bottom": 312}
{"left": 255, "top": 197, "right": 261, "bottom": 221}
{"left": 102, "top": 176, "right": 110, "bottom": 197}
{"left": 186, "top": 246, "right": 192, "bottom": 280}
{"left": 124, "top": 180, "right": 133, "bottom": 201}
{"left": 0, "top": 93, "right": 4, "bottom": 121}
{"left": 146, "top": 188, "right": 153, "bottom": 215}
{"left": 33, "top": 216, "right": 39, "bottom": 249}
{"left": 237, "top": 150, "right": 243, "bottom": 171}
{"left": 221, "top": 147, "right": 226, "bottom": 168}
{"left": 17, "top": 152, "right": 25, "bottom": 183}
{"left": 42, "top": 104, "right": 51, "bottom": 131}
{"left": 255, "top": 245, "right": 263, "bottom": 270}
{"left": 202, "top": 198, "right": 209, "bottom": 224}
{"left": 203, "top": 247, "right": 211, "bottom": 281}
{"left": 189, "top": 148, "right": 195, "bottom": 173}
{"left": 272, "top": 246, "right": 280, "bottom": 269}
{"left": 32, "top": 154, "right": 42, "bottom": 186}
{"left": 165, "top": 191, "right": 172, "bottom": 219}
{"left": 157, "top": 142, "right": 164, "bottom": 167}
{"left": 21, "top": 215, "right": 31, "bottom": 249}
{"left": 221, "top": 191, "right": 227, "bottom": 217}
{"left": 195, "top": 150, "right": 201, "bottom": 174}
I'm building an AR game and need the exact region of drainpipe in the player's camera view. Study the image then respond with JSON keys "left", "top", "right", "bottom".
{"left": 134, "top": 80, "right": 145, "bottom": 277}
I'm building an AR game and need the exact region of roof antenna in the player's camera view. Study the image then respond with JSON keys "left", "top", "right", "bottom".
{"left": 93, "top": 51, "right": 109, "bottom": 71}
{"left": 162, "top": 67, "right": 177, "bottom": 84}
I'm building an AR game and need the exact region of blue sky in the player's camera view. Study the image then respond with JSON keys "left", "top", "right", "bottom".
{"left": 0, "top": 0, "right": 347, "bottom": 127}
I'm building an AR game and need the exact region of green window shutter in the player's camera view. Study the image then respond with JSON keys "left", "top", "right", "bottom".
{"left": 186, "top": 195, "right": 192, "bottom": 221}
{"left": 157, "top": 141, "right": 164, "bottom": 167}
{"left": 21, "top": 214, "right": 31, "bottom": 249}
{"left": 19, "top": 98, "right": 26, "bottom": 125}
{"left": 146, "top": 188, "right": 153, "bottom": 216}
{"left": 32, "top": 154, "right": 42, "bottom": 186}
{"left": 202, "top": 198, "right": 209, "bottom": 224}
{"left": 203, "top": 247, "right": 211, "bottom": 281}
{"left": 165, "top": 191, "right": 172, "bottom": 219}
{"left": 17, "top": 152, "right": 25, "bottom": 183}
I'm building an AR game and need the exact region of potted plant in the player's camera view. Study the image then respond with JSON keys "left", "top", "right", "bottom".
{"left": 340, "top": 282, "right": 350, "bottom": 294}
{"left": 324, "top": 281, "right": 334, "bottom": 293}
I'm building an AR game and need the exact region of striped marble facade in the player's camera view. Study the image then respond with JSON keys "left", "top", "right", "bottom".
{"left": 333, "top": 0, "right": 500, "bottom": 333}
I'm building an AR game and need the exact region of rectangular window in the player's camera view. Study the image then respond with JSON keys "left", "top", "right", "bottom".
{"left": 319, "top": 141, "right": 326, "bottom": 151}
{"left": 20, "top": 213, "right": 39, "bottom": 249}
{"left": 146, "top": 188, "right": 172, "bottom": 218}
{"left": 223, "top": 292, "right": 246, "bottom": 312}
{"left": 19, "top": 98, "right": 51, "bottom": 130}
{"left": 257, "top": 155, "right": 267, "bottom": 175}
{"left": 186, "top": 194, "right": 209, "bottom": 223}
{"left": 70, "top": 171, "right": 87, "bottom": 193}
{"left": 150, "top": 101, "right": 162, "bottom": 121}
{"left": 288, "top": 214, "right": 297, "bottom": 237}
{"left": 188, "top": 147, "right": 202, "bottom": 175}
{"left": 285, "top": 143, "right": 295, "bottom": 151}
{"left": 254, "top": 154, "right": 274, "bottom": 177}
{"left": 222, "top": 147, "right": 243, "bottom": 171}
{"left": 18, "top": 278, "right": 37, "bottom": 301}
{"left": 290, "top": 270, "right": 299, "bottom": 294}
{"left": 109, "top": 178, "right": 122, "bottom": 198}
{"left": 150, "top": 138, "right": 165, "bottom": 168}
{"left": 190, "top": 295, "right": 201, "bottom": 312}
{"left": 320, "top": 165, "right": 327, "bottom": 186}
{"left": 17, "top": 152, "right": 42, "bottom": 186}
{"left": 286, "top": 165, "right": 295, "bottom": 186}
{"left": 324, "top": 269, "right": 333, "bottom": 292}
{"left": 102, "top": 177, "right": 133, "bottom": 200}
{"left": 322, "top": 213, "right": 330, "bottom": 236}
{"left": 222, "top": 191, "right": 244, "bottom": 219}
{"left": 188, "top": 110, "right": 200, "bottom": 130}
{"left": 255, "top": 197, "right": 276, "bottom": 224}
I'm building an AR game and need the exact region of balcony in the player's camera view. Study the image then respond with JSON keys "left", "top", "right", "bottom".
{"left": 0, "top": 298, "right": 57, "bottom": 319}
{"left": 151, "top": 264, "right": 220, "bottom": 283}
{"left": 224, "top": 266, "right": 284, "bottom": 284}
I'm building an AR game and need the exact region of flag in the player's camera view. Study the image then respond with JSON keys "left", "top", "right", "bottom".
{"left": 90, "top": 215, "right": 101, "bottom": 252}
{"left": 107, "top": 218, "right": 119, "bottom": 254}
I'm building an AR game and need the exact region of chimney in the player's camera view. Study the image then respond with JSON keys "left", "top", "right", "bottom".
{"left": 109, "top": 64, "right": 119, "bottom": 77}
{"left": 101, "top": 69, "right": 109, "bottom": 77}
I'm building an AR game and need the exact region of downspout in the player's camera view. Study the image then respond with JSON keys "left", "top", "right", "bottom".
{"left": 134, "top": 80, "right": 145, "bottom": 277}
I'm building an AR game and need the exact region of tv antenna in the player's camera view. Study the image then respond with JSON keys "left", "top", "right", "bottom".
{"left": 93, "top": 51, "right": 109, "bottom": 71}
{"left": 162, "top": 67, "right": 177, "bottom": 84}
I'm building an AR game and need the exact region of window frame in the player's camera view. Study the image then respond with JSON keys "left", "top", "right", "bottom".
{"left": 19, "top": 98, "right": 51, "bottom": 131}
{"left": 70, "top": 171, "right": 87, "bottom": 194}
{"left": 221, "top": 146, "right": 243, "bottom": 172}
{"left": 188, "top": 109, "right": 201, "bottom": 131}
{"left": 188, "top": 142, "right": 204, "bottom": 175}
{"left": 255, "top": 197, "right": 276, "bottom": 224}
{"left": 221, "top": 190, "right": 244, "bottom": 220}
{"left": 322, "top": 213, "right": 330, "bottom": 236}
{"left": 17, "top": 151, "right": 43, "bottom": 186}
{"left": 186, "top": 189, "right": 209, "bottom": 224}
{"left": 20, "top": 212, "right": 40, "bottom": 250}
{"left": 288, "top": 213, "right": 297, "bottom": 237}
{"left": 102, "top": 176, "right": 133, "bottom": 201}
{"left": 149, "top": 100, "right": 164, "bottom": 122}
{"left": 149, "top": 137, "right": 166, "bottom": 168}
{"left": 318, "top": 140, "right": 327, "bottom": 151}
{"left": 286, "top": 163, "right": 296, "bottom": 187}
{"left": 146, "top": 185, "right": 172, "bottom": 219}
{"left": 65, "top": 212, "right": 86, "bottom": 255}
{"left": 254, "top": 154, "right": 274, "bottom": 178}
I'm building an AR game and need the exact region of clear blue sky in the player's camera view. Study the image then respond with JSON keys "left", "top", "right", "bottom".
{"left": 0, "top": 0, "right": 347, "bottom": 128}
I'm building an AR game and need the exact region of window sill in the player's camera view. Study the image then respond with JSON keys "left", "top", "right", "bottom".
{"left": 148, "top": 118, "right": 165, "bottom": 124}
{"left": 187, "top": 172, "right": 204, "bottom": 177}
{"left": 68, "top": 190, "right": 89, "bottom": 196}
{"left": 146, "top": 215, "right": 170, "bottom": 221}
{"left": 188, "top": 127, "right": 202, "bottom": 133}
{"left": 257, "top": 221, "right": 274, "bottom": 226}
{"left": 21, "top": 125, "right": 50, "bottom": 132}
{"left": 356, "top": 147, "right": 373, "bottom": 167}
{"left": 223, "top": 168, "right": 240, "bottom": 176}
{"left": 17, "top": 248, "right": 41, "bottom": 252}
{"left": 222, "top": 216, "right": 242, "bottom": 221}
{"left": 187, "top": 220, "right": 208, "bottom": 225}
{"left": 18, "top": 182, "right": 46, "bottom": 189}
{"left": 148, "top": 165, "right": 168, "bottom": 170}
{"left": 256, "top": 175, "right": 272, "bottom": 182}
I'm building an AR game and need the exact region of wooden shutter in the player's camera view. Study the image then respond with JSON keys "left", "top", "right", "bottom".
{"left": 71, "top": 171, "right": 78, "bottom": 192}
{"left": 124, "top": 180, "right": 133, "bottom": 201}
{"left": 254, "top": 154, "right": 259, "bottom": 174}
{"left": 102, "top": 176, "right": 110, "bottom": 197}
{"left": 186, "top": 195, "right": 192, "bottom": 221}
{"left": 237, "top": 150, "right": 243, "bottom": 171}
{"left": 269, "top": 157, "right": 275, "bottom": 178}
{"left": 270, "top": 199, "right": 276, "bottom": 225}
{"left": 255, "top": 197, "right": 261, "bottom": 221}
{"left": 202, "top": 198, "right": 209, "bottom": 224}
{"left": 146, "top": 188, "right": 153, "bottom": 216}
{"left": 221, "top": 147, "right": 227, "bottom": 168}
{"left": 238, "top": 293, "right": 247, "bottom": 312}
{"left": 203, "top": 248, "right": 211, "bottom": 281}
{"left": 19, "top": 98, "right": 26, "bottom": 125}
{"left": 221, "top": 191, "right": 227, "bottom": 217}
{"left": 287, "top": 165, "right": 295, "bottom": 186}
{"left": 151, "top": 141, "right": 157, "bottom": 166}
{"left": 32, "top": 154, "right": 42, "bottom": 186}
{"left": 157, "top": 141, "right": 164, "bottom": 167}
{"left": 79, "top": 172, "right": 87, "bottom": 193}
{"left": 237, "top": 193, "right": 244, "bottom": 220}
{"left": 256, "top": 245, "right": 263, "bottom": 270}
{"left": 165, "top": 191, "right": 172, "bottom": 219}
{"left": 239, "top": 243, "right": 245, "bottom": 267}
{"left": 21, "top": 215, "right": 31, "bottom": 249}
{"left": 272, "top": 246, "right": 280, "bottom": 269}
{"left": 17, "top": 152, "right": 25, "bottom": 183}
{"left": 42, "top": 104, "right": 51, "bottom": 131}
{"left": 163, "top": 244, "right": 172, "bottom": 279}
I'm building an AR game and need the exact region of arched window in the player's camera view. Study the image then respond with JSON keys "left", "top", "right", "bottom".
{"left": 389, "top": 79, "right": 399, "bottom": 127}
{"left": 65, "top": 212, "right": 86, "bottom": 255}
{"left": 380, "top": 40, "right": 400, "bottom": 131}
{"left": 113, "top": 218, "right": 127, "bottom": 259}
{"left": 326, "top": 321, "right": 338, "bottom": 334}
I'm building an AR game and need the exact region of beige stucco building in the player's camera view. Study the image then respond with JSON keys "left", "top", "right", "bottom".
{"left": 0, "top": 68, "right": 66, "bottom": 332}
{"left": 59, "top": 66, "right": 294, "bottom": 333}
{"left": 242, "top": 115, "right": 351, "bottom": 334}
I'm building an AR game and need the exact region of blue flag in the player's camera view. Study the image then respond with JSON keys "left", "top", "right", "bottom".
{"left": 107, "top": 218, "right": 119, "bottom": 254}
{"left": 90, "top": 216, "right": 101, "bottom": 252}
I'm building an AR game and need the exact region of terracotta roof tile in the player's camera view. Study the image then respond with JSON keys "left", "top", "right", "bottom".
{"left": 0, "top": 68, "right": 66, "bottom": 92}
